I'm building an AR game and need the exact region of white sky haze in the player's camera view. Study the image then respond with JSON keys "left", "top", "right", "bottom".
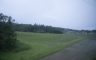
{"left": 0, "top": 0, "right": 96, "bottom": 30}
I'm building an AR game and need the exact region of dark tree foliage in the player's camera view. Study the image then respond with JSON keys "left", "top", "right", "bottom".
{"left": 91, "top": 30, "right": 96, "bottom": 33}
{"left": 0, "top": 13, "right": 17, "bottom": 51}
{"left": 14, "top": 23, "right": 64, "bottom": 34}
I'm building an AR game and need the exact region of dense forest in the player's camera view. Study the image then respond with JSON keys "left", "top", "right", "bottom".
{"left": 13, "top": 23, "right": 96, "bottom": 34}
{"left": 13, "top": 23, "right": 65, "bottom": 34}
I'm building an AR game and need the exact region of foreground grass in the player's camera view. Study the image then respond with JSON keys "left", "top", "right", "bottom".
{"left": 0, "top": 32, "right": 91, "bottom": 60}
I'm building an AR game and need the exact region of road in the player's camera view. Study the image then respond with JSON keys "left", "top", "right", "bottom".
{"left": 41, "top": 40, "right": 96, "bottom": 60}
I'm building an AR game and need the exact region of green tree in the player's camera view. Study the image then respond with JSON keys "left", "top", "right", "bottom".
{"left": 0, "top": 13, "right": 17, "bottom": 51}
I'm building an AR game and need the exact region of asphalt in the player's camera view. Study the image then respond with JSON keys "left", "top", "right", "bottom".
{"left": 41, "top": 40, "right": 96, "bottom": 60}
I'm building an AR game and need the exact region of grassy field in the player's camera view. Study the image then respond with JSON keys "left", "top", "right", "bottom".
{"left": 0, "top": 32, "right": 93, "bottom": 60}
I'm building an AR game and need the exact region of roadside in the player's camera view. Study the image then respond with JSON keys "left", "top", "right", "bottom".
{"left": 41, "top": 40, "right": 96, "bottom": 60}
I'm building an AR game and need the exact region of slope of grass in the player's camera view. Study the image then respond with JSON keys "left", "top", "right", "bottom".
{"left": 0, "top": 32, "right": 87, "bottom": 60}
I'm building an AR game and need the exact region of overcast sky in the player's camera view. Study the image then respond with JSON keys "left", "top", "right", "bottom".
{"left": 0, "top": 0, "right": 96, "bottom": 30}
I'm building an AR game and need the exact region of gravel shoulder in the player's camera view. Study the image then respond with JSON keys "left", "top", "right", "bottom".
{"left": 41, "top": 40, "right": 96, "bottom": 60}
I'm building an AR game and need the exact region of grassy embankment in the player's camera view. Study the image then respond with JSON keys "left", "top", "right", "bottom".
{"left": 0, "top": 32, "right": 94, "bottom": 60}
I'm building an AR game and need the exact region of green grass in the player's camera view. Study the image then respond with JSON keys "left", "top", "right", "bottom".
{"left": 0, "top": 32, "right": 91, "bottom": 60}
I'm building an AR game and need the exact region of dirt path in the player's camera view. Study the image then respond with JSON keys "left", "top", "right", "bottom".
{"left": 41, "top": 40, "right": 96, "bottom": 60}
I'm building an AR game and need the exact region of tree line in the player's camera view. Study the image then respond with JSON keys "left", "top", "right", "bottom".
{"left": 13, "top": 23, "right": 64, "bottom": 34}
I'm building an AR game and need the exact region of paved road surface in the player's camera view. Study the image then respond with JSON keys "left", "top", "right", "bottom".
{"left": 41, "top": 40, "right": 96, "bottom": 60}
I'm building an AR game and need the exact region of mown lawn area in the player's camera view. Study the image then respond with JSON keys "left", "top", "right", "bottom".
{"left": 0, "top": 32, "right": 88, "bottom": 60}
